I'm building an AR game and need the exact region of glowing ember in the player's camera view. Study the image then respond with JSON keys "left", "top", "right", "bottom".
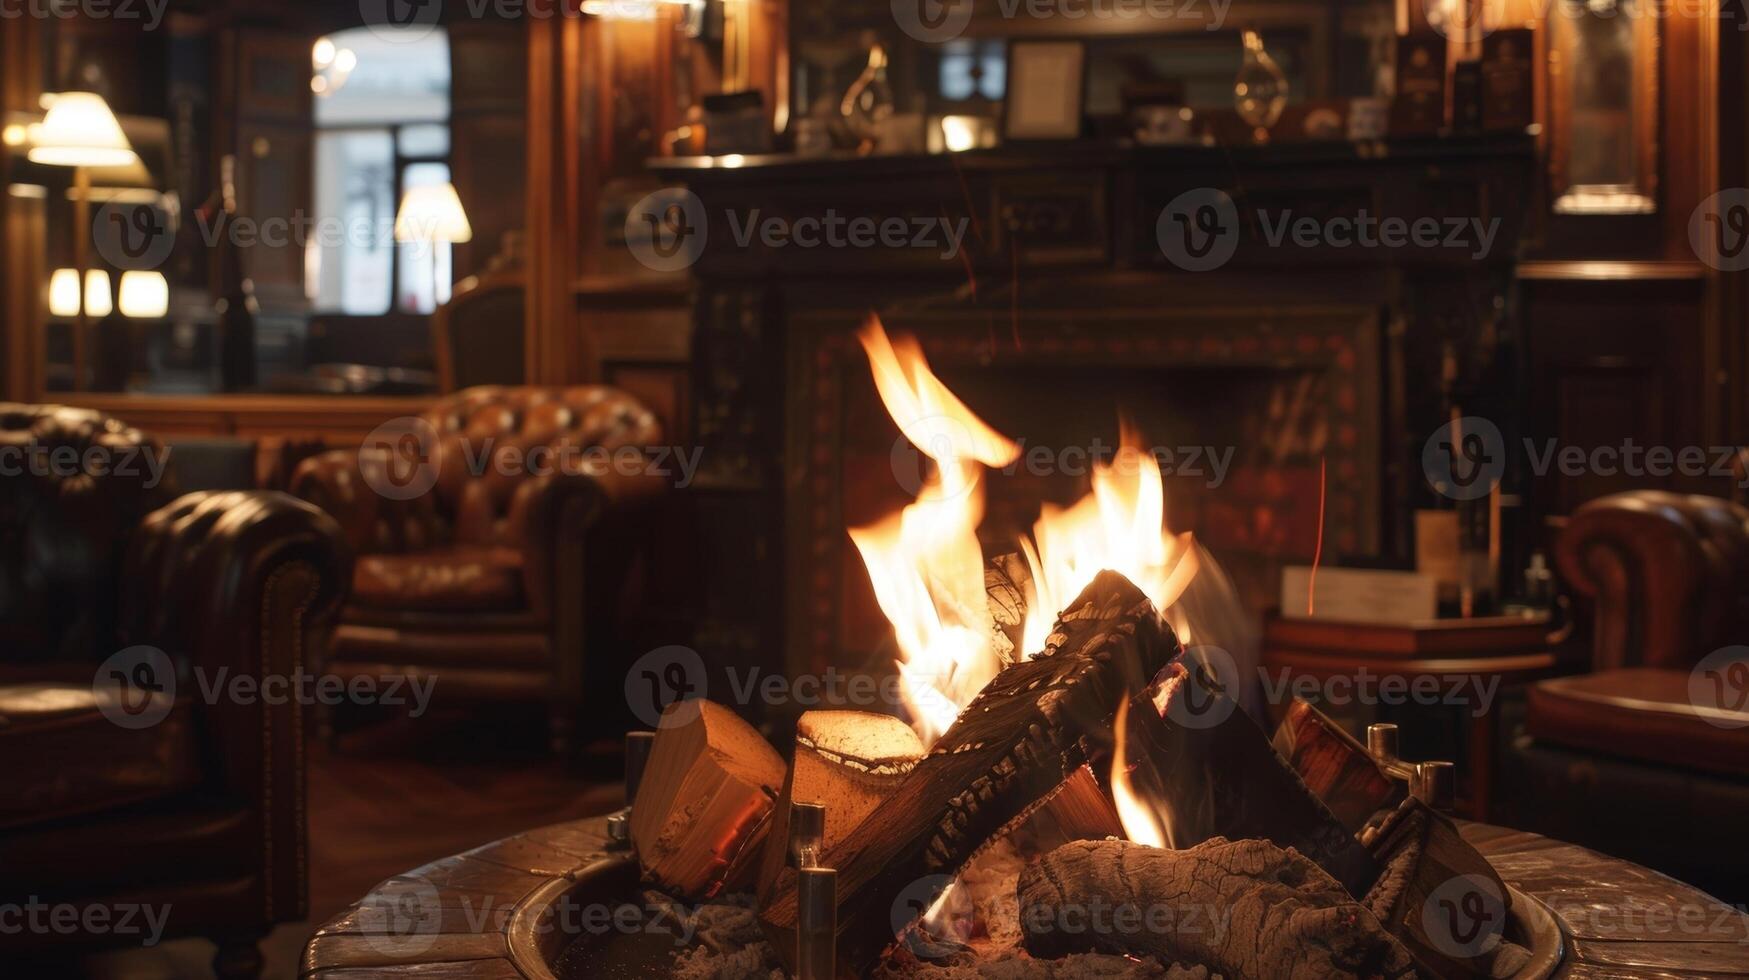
{"left": 849, "top": 314, "right": 1203, "bottom": 750}
{"left": 1110, "top": 698, "right": 1169, "bottom": 848}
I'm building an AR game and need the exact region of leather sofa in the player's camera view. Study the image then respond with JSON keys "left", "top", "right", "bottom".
{"left": 0, "top": 404, "right": 350, "bottom": 976}
{"left": 1509, "top": 490, "right": 1749, "bottom": 900}
{"left": 289, "top": 386, "right": 665, "bottom": 754}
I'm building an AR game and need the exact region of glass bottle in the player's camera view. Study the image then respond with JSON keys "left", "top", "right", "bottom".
{"left": 1234, "top": 30, "right": 1288, "bottom": 144}
{"left": 841, "top": 41, "right": 895, "bottom": 155}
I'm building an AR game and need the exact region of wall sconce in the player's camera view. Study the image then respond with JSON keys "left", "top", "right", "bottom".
{"left": 119, "top": 271, "right": 169, "bottom": 319}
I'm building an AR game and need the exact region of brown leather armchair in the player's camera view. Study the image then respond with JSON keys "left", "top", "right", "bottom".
{"left": 1509, "top": 490, "right": 1749, "bottom": 899}
{"left": 289, "top": 385, "right": 665, "bottom": 754}
{"left": 0, "top": 404, "right": 351, "bottom": 976}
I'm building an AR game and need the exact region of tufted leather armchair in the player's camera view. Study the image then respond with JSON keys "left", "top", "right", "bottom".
{"left": 0, "top": 404, "right": 351, "bottom": 976}
{"left": 1509, "top": 491, "right": 1749, "bottom": 899}
{"left": 290, "top": 385, "right": 666, "bottom": 753}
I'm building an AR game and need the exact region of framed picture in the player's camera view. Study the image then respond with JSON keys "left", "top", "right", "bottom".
{"left": 1003, "top": 41, "right": 1086, "bottom": 140}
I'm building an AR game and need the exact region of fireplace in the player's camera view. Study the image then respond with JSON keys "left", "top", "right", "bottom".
{"left": 659, "top": 138, "right": 1533, "bottom": 689}
{"left": 805, "top": 297, "right": 1383, "bottom": 681}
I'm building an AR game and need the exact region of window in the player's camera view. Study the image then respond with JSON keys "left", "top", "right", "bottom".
{"left": 309, "top": 26, "right": 452, "bottom": 315}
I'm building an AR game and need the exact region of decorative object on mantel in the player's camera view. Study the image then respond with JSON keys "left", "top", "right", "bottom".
{"left": 1480, "top": 29, "right": 1535, "bottom": 133}
{"left": 840, "top": 39, "right": 894, "bottom": 155}
{"left": 1234, "top": 29, "right": 1288, "bottom": 144}
{"left": 1004, "top": 40, "right": 1087, "bottom": 140}
{"left": 703, "top": 90, "right": 772, "bottom": 155}
{"left": 1391, "top": 34, "right": 1448, "bottom": 136}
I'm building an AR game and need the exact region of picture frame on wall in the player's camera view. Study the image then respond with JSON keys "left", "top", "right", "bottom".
{"left": 1003, "top": 41, "right": 1086, "bottom": 140}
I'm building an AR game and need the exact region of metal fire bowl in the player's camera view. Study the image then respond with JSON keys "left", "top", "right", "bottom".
{"left": 515, "top": 849, "right": 1566, "bottom": 979}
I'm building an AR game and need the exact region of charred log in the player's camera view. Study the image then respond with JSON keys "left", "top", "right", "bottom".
{"left": 760, "top": 570, "right": 1181, "bottom": 976}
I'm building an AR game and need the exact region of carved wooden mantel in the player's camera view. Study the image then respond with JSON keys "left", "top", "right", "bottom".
{"left": 652, "top": 137, "right": 1537, "bottom": 690}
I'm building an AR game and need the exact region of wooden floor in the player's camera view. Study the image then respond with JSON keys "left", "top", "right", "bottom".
{"left": 77, "top": 709, "right": 625, "bottom": 980}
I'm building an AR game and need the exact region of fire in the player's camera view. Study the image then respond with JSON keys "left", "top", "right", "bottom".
{"left": 848, "top": 317, "right": 1020, "bottom": 747}
{"left": 1110, "top": 698, "right": 1170, "bottom": 848}
{"left": 849, "top": 315, "right": 1202, "bottom": 750}
{"left": 1020, "top": 423, "right": 1201, "bottom": 653}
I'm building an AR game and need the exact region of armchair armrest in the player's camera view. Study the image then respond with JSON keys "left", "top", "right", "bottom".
{"left": 289, "top": 448, "right": 382, "bottom": 555}
{"left": 121, "top": 490, "right": 351, "bottom": 923}
{"left": 508, "top": 466, "right": 668, "bottom": 622}
{"left": 1555, "top": 490, "right": 1749, "bottom": 671}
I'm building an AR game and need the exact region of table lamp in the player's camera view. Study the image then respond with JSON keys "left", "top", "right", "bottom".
{"left": 394, "top": 182, "right": 472, "bottom": 314}
{"left": 29, "top": 92, "right": 138, "bottom": 391}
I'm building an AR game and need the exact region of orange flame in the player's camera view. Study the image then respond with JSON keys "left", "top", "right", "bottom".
{"left": 1020, "top": 423, "right": 1201, "bottom": 653}
{"left": 1110, "top": 698, "right": 1169, "bottom": 848}
{"left": 848, "top": 316, "right": 1020, "bottom": 746}
{"left": 850, "top": 314, "right": 1201, "bottom": 753}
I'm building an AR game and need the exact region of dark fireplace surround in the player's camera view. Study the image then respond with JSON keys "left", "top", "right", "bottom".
{"left": 656, "top": 138, "right": 1534, "bottom": 692}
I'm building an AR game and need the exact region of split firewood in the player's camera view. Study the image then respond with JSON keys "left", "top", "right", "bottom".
{"left": 1017, "top": 837, "right": 1417, "bottom": 979}
{"left": 1128, "top": 657, "right": 1381, "bottom": 897}
{"left": 757, "top": 710, "right": 925, "bottom": 903}
{"left": 984, "top": 552, "right": 1033, "bottom": 666}
{"left": 630, "top": 699, "right": 786, "bottom": 900}
{"left": 1010, "top": 763, "right": 1124, "bottom": 850}
{"left": 1365, "top": 798, "right": 1511, "bottom": 979}
{"left": 761, "top": 570, "right": 1181, "bottom": 976}
{"left": 1272, "top": 699, "right": 1402, "bottom": 833}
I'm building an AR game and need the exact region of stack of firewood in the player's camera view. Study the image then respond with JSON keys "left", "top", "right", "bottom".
{"left": 628, "top": 570, "right": 1518, "bottom": 979}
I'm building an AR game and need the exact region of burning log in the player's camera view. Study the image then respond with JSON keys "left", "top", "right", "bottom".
{"left": 1272, "top": 699, "right": 1403, "bottom": 833}
{"left": 761, "top": 571, "right": 1181, "bottom": 975}
{"left": 1364, "top": 798, "right": 1511, "bottom": 979}
{"left": 1016, "top": 837, "right": 1416, "bottom": 979}
{"left": 984, "top": 551, "right": 1033, "bottom": 665}
{"left": 1126, "top": 656, "right": 1381, "bottom": 897}
{"left": 630, "top": 699, "right": 786, "bottom": 899}
{"left": 756, "top": 710, "right": 926, "bottom": 903}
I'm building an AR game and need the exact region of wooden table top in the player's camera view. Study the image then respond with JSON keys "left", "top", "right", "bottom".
{"left": 300, "top": 815, "right": 1749, "bottom": 978}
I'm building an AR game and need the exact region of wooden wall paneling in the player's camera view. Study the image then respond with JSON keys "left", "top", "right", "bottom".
{"left": 525, "top": 14, "right": 590, "bottom": 384}
{"left": 1520, "top": 268, "right": 1711, "bottom": 515}
{"left": 232, "top": 29, "right": 314, "bottom": 312}
{"left": 450, "top": 22, "right": 528, "bottom": 281}
{"left": 1, "top": 16, "right": 45, "bottom": 403}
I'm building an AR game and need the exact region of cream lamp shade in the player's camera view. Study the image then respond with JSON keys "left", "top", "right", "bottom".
{"left": 118, "top": 270, "right": 169, "bottom": 318}
{"left": 27, "top": 92, "right": 139, "bottom": 168}
{"left": 394, "top": 183, "right": 473, "bottom": 244}
{"left": 83, "top": 269, "right": 113, "bottom": 317}
{"left": 48, "top": 269, "right": 82, "bottom": 317}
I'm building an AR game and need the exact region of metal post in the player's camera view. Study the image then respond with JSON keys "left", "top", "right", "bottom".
{"left": 1413, "top": 760, "right": 1456, "bottom": 812}
{"left": 796, "top": 866, "right": 837, "bottom": 980}
{"left": 789, "top": 801, "right": 826, "bottom": 868}
{"left": 1366, "top": 723, "right": 1399, "bottom": 762}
